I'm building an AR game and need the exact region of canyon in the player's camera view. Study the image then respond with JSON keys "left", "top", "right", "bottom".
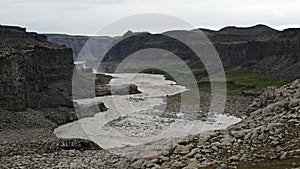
{"left": 47, "top": 25, "right": 300, "bottom": 81}
{"left": 0, "top": 24, "right": 299, "bottom": 168}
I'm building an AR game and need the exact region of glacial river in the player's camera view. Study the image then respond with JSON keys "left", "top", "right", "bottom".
{"left": 54, "top": 73, "right": 240, "bottom": 157}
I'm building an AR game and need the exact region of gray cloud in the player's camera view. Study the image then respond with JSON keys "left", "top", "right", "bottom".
{"left": 0, "top": 0, "right": 299, "bottom": 36}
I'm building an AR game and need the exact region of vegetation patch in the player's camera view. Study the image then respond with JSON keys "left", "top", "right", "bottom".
{"left": 95, "top": 73, "right": 113, "bottom": 85}
{"left": 140, "top": 68, "right": 176, "bottom": 82}
{"left": 198, "top": 70, "right": 286, "bottom": 96}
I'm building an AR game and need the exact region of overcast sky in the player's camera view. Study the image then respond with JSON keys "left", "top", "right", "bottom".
{"left": 1, "top": 0, "right": 300, "bottom": 36}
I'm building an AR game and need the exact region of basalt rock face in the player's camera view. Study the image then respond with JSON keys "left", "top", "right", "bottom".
{"left": 46, "top": 35, "right": 89, "bottom": 60}
{"left": 0, "top": 25, "right": 56, "bottom": 48}
{"left": 100, "top": 25, "right": 300, "bottom": 81}
{"left": 204, "top": 25, "right": 300, "bottom": 81}
{"left": 0, "top": 25, "right": 74, "bottom": 111}
{"left": 46, "top": 25, "right": 300, "bottom": 81}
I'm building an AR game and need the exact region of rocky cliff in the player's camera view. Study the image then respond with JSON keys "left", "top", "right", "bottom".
{"left": 100, "top": 25, "right": 300, "bottom": 81}
{"left": 209, "top": 25, "right": 300, "bottom": 80}
{"left": 46, "top": 25, "right": 300, "bottom": 81}
{"left": 46, "top": 34, "right": 115, "bottom": 61}
{"left": 0, "top": 25, "right": 74, "bottom": 111}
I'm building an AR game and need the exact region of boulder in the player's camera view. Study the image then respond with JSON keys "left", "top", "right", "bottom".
{"left": 174, "top": 145, "right": 190, "bottom": 155}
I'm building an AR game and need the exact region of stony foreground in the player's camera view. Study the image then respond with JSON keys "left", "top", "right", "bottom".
{"left": 0, "top": 107, "right": 130, "bottom": 168}
{"left": 1, "top": 80, "right": 299, "bottom": 168}
{"left": 1, "top": 148, "right": 128, "bottom": 169}
{"left": 128, "top": 80, "right": 300, "bottom": 169}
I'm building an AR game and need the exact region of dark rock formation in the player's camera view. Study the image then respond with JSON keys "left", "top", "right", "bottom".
{"left": 0, "top": 138, "right": 102, "bottom": 157}
{"left": 0, "top": 25, "right": 74, "bottom": 111}
{"left": 74, "top": 102, "right": 108, "bottom": 119}
{"left": 95, "top": 84, "right": 141, "bottom": 97}
{"left": 0, "top": 25, "right": 48, "bottom": 48}
{"left": 56, "top": 138, "right": 101, "bottom": 151}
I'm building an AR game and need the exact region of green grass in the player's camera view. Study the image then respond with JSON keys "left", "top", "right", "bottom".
{"left": 170, "top": 90, "right": 206, "bottom": 105}
{"left": 95, "top": 73, "right": 113, "bottom": 84}
{"left": 140, "top": 68, "right": 176, "bottom": 82}
{"left": 198, "top": 70, "right": 286, "bottom": 96}
{"left": 139, "top": 68, "right": 286, "bottom": 96}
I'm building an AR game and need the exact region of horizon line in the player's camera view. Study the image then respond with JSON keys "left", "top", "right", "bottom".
{"left": 1, "top": 23, "right": 300, "bottom": 37}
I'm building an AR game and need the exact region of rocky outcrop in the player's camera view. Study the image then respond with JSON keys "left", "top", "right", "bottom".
{"left": 0, "top": 25, "right": 74, "bottom": 111}
{"left": 128, "top": 79, "right": 300, "bottom": 168}
{"left": 74, "top": 102, "right": 108, "bottom": 119}
{"left": 0, "top": 25, "right": 48, "bottom": 48}
{"left": 96, "top": 84, "right": 141, "bottom": 97}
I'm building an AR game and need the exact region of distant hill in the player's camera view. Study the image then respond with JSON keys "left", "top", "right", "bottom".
{"left": 45, "top": 25, "right": 300, "bottom": 81}
{"left": 218, "top": 24, "right": 278, "bottom": 35}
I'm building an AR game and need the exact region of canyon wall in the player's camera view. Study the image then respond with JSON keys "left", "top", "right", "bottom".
{"left": 0, "top": 25, "right": 74, "bottom": 111}
{"left": 46, "top": 25, "right": 300, "bottom": 81}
